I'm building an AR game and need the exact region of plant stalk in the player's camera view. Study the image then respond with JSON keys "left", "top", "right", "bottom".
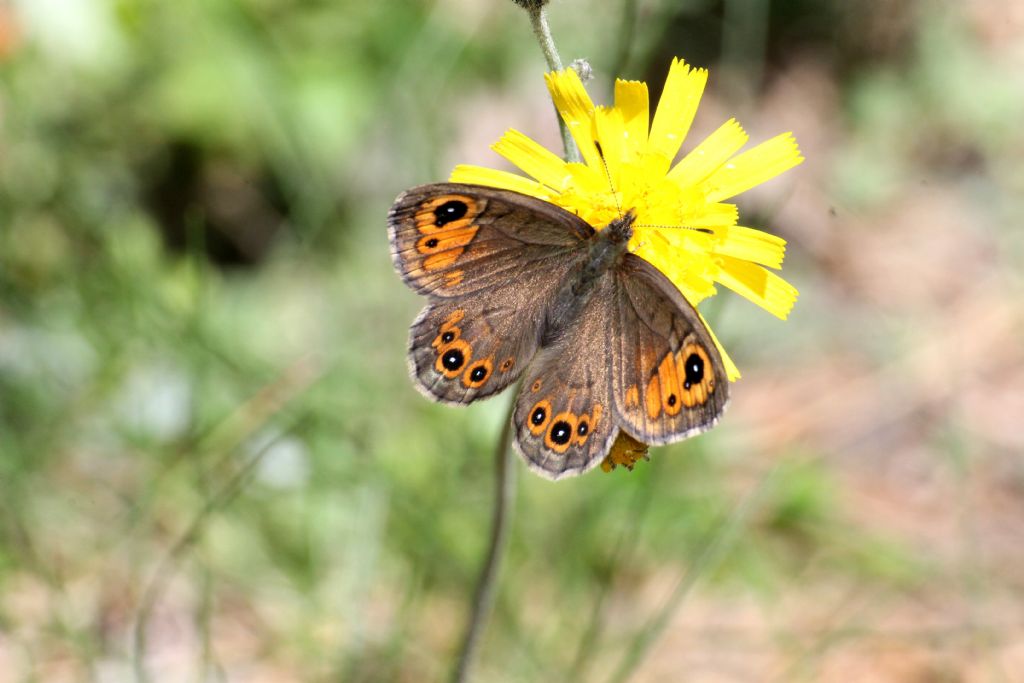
{"left": 449, "top": 398, "right": 518, "bottom": 683}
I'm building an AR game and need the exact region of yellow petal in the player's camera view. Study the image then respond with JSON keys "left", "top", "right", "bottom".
{"left": 613, "top": 79, "right": 650, "bottom": 160}
{"left": 715, "top": 255, "right": 798, "bottom": 320}
{"left": 492, "top": 129, "right": 572, "bottom": 190}
{"left": 667, "top": 118, "right": 748, "bottom": 187}
{"left": 592, "top": 106, "right": 628, "bottom": 186}
{"left": 647, "top": 58, "right": 707, "bottom": 162}
{"left": 701, "top": 132, "right": 804, "bottom": 203}
{"left": 696, "top": 309, "right": 741, "bottom": 381}
{"left": 711, "top": 225, "right": 787, "bottom": 269}
{"left": 683, "top": 202, "right": 739, "bottom": 228}
{"left": 449, "top": 165, "right": 551, "bottom": 199}
{"left": 545, "top": 69, "right": 602, "bottom": 168}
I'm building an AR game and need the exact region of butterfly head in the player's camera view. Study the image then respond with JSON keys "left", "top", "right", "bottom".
{"left": 603, "top": 208, "right": 636, "bottom": 245}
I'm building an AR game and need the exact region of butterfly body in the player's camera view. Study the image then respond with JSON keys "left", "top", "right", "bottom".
{"left": 542, "top": 210, "right": 635, "bottom": 347}
{"left": 389, "top": 183, "right": 728, "bottom": 479}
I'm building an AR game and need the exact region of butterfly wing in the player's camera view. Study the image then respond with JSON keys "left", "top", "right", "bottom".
{"left": 512, "top": 275, "right": 621, "bottom": 479}
{"left": 408, "top": 257, "right": 583, "bottom": 404}
{"left": 610, "top": 254, "right": 729, "bottom": 444}
{"left": 388, "top": 183, "right": 593, "bottom": 298}
{"left": 395, "top": 184, "right": 594, "bottom": 404}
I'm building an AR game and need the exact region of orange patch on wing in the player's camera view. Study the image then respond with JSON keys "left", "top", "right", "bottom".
{"left": 624, "top": 385, "right": 640, "bottom": 409}
{"left": 645, "top": 375, "right": 662, "bottom": 419}
{"left": 433, "top": 310, "right": 464, "bottom": 348}
{"left": 656, "top": 352, "right": 682, "bottom": 416}
{"left": 413, "top": 195, "right": 483, "bottom": 235}
{"left": 676, "top": 344, "right": 715, "bottom": 408}
{"left": 531, "top": 379, "right": 543, "bottom": 393}
{"left": 444, "top": 270, "right": 464, "bottom": 287}
{"left": 416, "top": 226, "right": 479, "bottom": 254}
{"left": 410, "top": 196, "right": 482, "bottom": 273}
{"left": 499, "top": 357, "right": 515, "bottom": 373}
{"left": 424, "top": 249, "right": 462, "bottom": 271}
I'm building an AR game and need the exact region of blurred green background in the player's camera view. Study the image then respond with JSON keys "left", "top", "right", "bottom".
{"left": 2, "top": 0, "right": 1023, "bottom": 681}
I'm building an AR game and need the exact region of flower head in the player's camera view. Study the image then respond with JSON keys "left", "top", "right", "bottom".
{"left": 451, "top": 58, "right": 803, "bottom": 380}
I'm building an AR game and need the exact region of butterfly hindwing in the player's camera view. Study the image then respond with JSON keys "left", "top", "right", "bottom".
{"left": 610, "top": 254, "right": 730, "bottom": 444}
{"left": 388, "top": 183, "right": 593, "bottom": 298}
{"left": 512, "top": 276, "right": 620, "bottom": 479}
{"left": 407, "top": 250, "right": 584, "bottom": 404}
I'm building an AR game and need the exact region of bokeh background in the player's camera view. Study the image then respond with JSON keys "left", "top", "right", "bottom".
{"left": 2, "top": 0, "right": 1023, "bottom": 681}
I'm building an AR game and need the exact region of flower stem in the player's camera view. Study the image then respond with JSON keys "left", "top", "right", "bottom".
{"left": 525, "top": 5, "right": 581, "bottom": 163}
{"left": 449, "top": 397, "right": 518, "bottom": 683}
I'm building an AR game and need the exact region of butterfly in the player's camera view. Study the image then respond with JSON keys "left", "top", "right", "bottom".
{"left": 388, "top": 183, "right": 728, "bottom": 479}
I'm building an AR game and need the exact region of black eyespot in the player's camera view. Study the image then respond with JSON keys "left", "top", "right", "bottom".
{"left": 442, "top": 349, "right": 465, "bottom": 371}
{"left": 667, "top": 394, "right": 677, "bottom": 407}
{"left": 470, "top": 366, "right": 487, "bottom": 382}
{"left": 425, "top": 237, "right": 439, "bottom": 248}
{"left": 549, "top": 421, "right": 572, "bottom": 446}
{"left": 683, "top": 352, "right": 704, "bottom": 389}
{"left": 531, "top": 406, "right": 546, "bottom": 425}
{"left": 577, "top": 421, "right": 589, "bottom": 436}
{"left": 435, "top": 200, "right": 468, "bottom": 226}
{"left": 441, "top": 331, "right": 455, "bottom": 343}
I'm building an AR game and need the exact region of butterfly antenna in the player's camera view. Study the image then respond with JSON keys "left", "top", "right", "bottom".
{"left": 593, "top": 141, "right": 623, "bottom": 219}
{"left": 633, "top": 223, "right": 714, "bottom": 234}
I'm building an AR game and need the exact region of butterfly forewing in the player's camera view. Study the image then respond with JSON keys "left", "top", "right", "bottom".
{"left": 388, "top": 183, "right": 593, "bottom": 298}
{"left": 610, "top": 254, "right": 729, "bottom": 444}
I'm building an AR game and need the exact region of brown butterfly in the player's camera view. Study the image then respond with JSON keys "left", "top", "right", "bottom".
{"left": 388, "top": 183, "right": 728, "bottom": 479}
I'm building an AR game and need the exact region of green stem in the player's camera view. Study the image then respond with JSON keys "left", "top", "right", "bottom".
{"left": 449, "top": 397, "right": 518, "bottom": 683}
{"left": 526, "top": 6, "right": 581, "bottom": 163}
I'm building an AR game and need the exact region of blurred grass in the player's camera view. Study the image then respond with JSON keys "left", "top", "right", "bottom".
{"left": 2, "top": 0, "right": 1023, "bottom": 681}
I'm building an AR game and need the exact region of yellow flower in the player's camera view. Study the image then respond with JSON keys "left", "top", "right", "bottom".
{"left": 451, "top": 58, "right": 803, "bottom": 380}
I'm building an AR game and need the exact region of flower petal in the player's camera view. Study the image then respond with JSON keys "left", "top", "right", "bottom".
{"left": 682, "top": 202, "right": 738, "bottom": 228}
{"left": 592, "top": 106, "right": 628, "bottom": 186}
{"left": 667, "top": 118, "right": 748, "bottom": 187}
{"left": 697, "top": 309, "right": 741, "bottom": 381}
{"left": 491, "top": 129, "right": 572, "bottom": 190}
{"left": 613, "top": 79, "right": 650, "bottom": 160}
{"left": 701, "top": 132, "right": 804, "bottom": 203}
{"left": 715, "top": 255, "right": 798, "bottom": 319}
{"left": 545, "top": 69, "right": 602, "bottom": 168}
{"left": 449, "top": 165, "right": 551, "bottom": 199}
{"left": 711, "top": 225, "right": 787, "bottom": 269}
{"left": 647, "top": 58, "right": 707, "bottom": 162}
